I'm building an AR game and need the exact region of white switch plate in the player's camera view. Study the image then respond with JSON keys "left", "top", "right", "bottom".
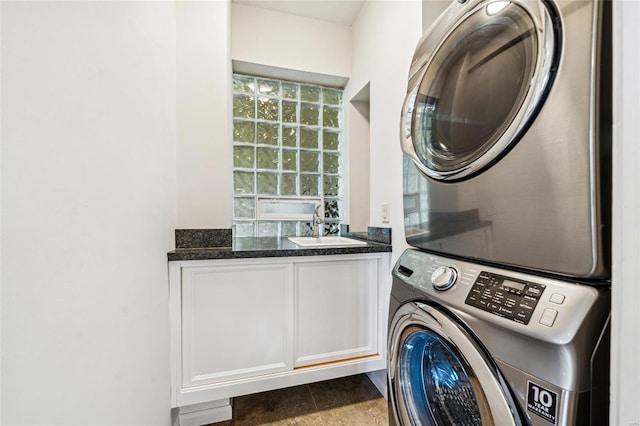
{"left": 382, "top": 203, "right": 390, "bottom": 223}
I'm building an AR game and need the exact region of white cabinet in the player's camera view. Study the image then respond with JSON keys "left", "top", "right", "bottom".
{"left": 169, "top": 253, "right": 391, "bottom": 415}
{"left": 294, "top": 258, "right": 378, "bottom": 367}
{"left": 181, "top": 263, "right": 293, "bottom": 387}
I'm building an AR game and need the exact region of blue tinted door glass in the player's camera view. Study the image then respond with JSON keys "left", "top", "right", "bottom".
{"left": 399, "top": 330, "right": 482, "bottom": 425}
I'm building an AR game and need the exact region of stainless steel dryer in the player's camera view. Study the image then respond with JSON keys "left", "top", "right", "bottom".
{"left": 388, "top": 250, "right": 610, "bottom": 426}
{"left": 400, "top": 0, "right": 611, "bottom": 279}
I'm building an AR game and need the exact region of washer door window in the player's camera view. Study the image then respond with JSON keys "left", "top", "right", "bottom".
{"left": 388, "top": 303, "right": 526, "bottom": 425}
{"left": 401, "top": 0, "right": 560, "bottom": 181}
{"left": 399, "top": 328, "right": 487, "bottom": 424}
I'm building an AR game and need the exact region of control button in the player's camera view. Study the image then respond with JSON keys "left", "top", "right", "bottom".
{"left": 539, "top": 309, "right": 558, "bottom": 327}
{"left": 431, "top": 266, "right": 458, "bottom": 291}
{"left": 526, "top": 287, "right": 542, "bottom": 296}
{"left": 550, "top": 293, "right": 565, "bottom": 305}
{"left": 519, "top": 297, "right": 536, "bottom": 309}
{"left": 499, "top": 306, "right": 514, "bottom": 316}
{"left": 505, "top": 297, "right": 518, "bottom": 307}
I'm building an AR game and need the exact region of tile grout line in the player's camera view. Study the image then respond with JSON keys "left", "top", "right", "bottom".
{"left": 307, "top": 384, "right": 320, "bottom": 411}
{"left": 306, "top": 384, "right": 328, "bottom": 426}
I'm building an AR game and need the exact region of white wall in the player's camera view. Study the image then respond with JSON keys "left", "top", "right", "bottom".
{"left": 422, "top": 0, "right": 450, "bottom": 34}
{"left": 1, "top": 2, "right": 176, "bottom": 424}
{"left": 176, "top": 0, "right": 233, "bottom": 229}
{"left": 347, "top": 0, "right": 423, "bottom": 262}
{"left": 231, "top": 3, "right": 351, "bottom": 81}
{"left": 347, "top": 89, "right": 371, "bottom": 232}
{"left": 611, "top": 1, "right": 640, "bottom": 424}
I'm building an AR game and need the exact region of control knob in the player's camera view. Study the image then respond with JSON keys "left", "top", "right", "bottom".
{"left": 431, "top": 266, "right": 458, "bottom": 291}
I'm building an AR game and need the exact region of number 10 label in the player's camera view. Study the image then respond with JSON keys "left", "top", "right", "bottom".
{"left": 527, "top": 381, "right": 558, "bottom": 424}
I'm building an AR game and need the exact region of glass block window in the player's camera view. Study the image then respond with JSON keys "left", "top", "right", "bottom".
{"left": 232, "top": 74, "right": 344, "bottom": 238}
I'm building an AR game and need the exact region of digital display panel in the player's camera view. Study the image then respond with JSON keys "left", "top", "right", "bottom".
{"left": 502, "top": 279, "right": 526, "bottom": 291}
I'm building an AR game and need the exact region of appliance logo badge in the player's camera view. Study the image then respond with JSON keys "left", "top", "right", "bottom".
{"left": 527, "top": 381, "right": 558, "bottom": 424}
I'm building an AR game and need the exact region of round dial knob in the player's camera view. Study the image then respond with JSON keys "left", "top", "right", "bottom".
{"left": 431, "top": 266, "right": 458, "bottom": 291}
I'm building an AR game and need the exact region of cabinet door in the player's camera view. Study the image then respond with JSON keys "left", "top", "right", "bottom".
{"left": 294, "top": 258, "right": 378, "bottom": 367}
{"left": 181, "top": 263, "right": 293, "bottom": 388}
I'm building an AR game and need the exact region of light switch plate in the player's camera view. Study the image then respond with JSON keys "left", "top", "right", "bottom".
{"left": 382, "top": 203, "right": 390, "bottom": 223}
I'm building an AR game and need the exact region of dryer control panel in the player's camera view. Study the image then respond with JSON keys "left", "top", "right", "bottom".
{"left": 465, "top": 272, "right": 546, "bottom": 325}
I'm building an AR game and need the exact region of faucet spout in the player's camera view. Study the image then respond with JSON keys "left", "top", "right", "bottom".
{"left": 312, "top": 205, "right": 324, "bottom": 238}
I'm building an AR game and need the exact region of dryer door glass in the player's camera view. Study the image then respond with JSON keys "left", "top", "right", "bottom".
{"left": 408, "top": 1, "right": 557, "bottom": 180}
{"left": 399, "top": 329, "right": 485, "bottom": 425}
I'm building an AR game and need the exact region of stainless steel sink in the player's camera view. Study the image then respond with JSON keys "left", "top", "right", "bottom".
{"left": 287, "top": 236, "right": 367, "bottom": 247}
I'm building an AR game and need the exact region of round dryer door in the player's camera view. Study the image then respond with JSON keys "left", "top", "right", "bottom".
{"left": 401, "top": 0, "right": 560, "bottom": 181}
{"left": 388, "top": 302, "right": 526, "bottom": 426}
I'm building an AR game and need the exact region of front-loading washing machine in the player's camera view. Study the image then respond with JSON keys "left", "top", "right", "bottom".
{"left": 388, "top": 250, "right": 610, "bottom": 426}
{"left": 400, "top": 0, "right": 611, "bottom": 280}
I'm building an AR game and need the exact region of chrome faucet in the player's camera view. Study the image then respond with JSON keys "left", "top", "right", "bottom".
{"left": 312, "top": 205, "right": 324, "bottom": 238}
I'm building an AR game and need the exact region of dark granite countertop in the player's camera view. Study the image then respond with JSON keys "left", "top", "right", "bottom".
{"left": 167, "top": 227, "right": 392, "bottom": 261}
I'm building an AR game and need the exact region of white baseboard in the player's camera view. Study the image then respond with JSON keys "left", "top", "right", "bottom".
{"left": 366, "top": 369, "right": 388, "bottom": 400}
{"left": 178, "top": 399, "right": 233, "bottom": 426}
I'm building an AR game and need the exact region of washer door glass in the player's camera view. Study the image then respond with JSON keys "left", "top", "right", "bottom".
{"left": 406, "top": 0, "right": 558, "bottom": 180}
{"left": 399, "top": 329, "right": 485, "bottom": 425}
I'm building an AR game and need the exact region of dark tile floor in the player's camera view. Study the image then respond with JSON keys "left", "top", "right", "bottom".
{"left": 210, "top": 374, "right": 389, "bottom": 426}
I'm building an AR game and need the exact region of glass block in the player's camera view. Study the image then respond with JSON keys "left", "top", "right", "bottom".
{"left": 323, "top": 106, "right": 340, "bottom": 128}
{"left": 300, "top": 174, "right": 319, "bottom": 196}
{"left": 233, "top": 146, "right": 254, "bottom": 168}
{"left": 323, "top": 89, "right": 342, "bottom": 105}
{"left": 257, "top": 78, "right": 280, "bottom": 96}
{"left": 234, "top": 222, "right": 255, "bottom": 237}
{"left": 257, "top": 221, "right": 279, "bottom": 237}
{"left": 231, "top": 75, "right": 345, "bottom": 236}
{"left": 282, "top": 101, "right": 298, "bottom": 123}
{"left": 257, "top": 147, "right": 279, "bottom": 169}
{"left": 323, "top": 130, "right": 340, "bottom": 150}
{"left": 233, "top": 75, "right": 255, "bottom": 94}
{"left": 233, "top": 197, "right": 255, "bottom": 219}
{"left": 301, "top": 85, "right": 320, "bottom": 102}
{"left": 257, "top": 123, "right": 279, "bottom": 146}
{"left": 300, "top": 103, "right": 319, "bottom": 126}
{"left": 281, "top": 222, "right": 298, "bottom": 237}
{"left": 233, "top": 95, "right": 255, "bottom": 119}
{"left": 323, "top": 175, "right": 340, "bottom": 196}
{"left": 324, "top": 221, "right": 340, "bottom": 236}
{"left": 282, "top": 126, "right": 298, "bottom": 147}
{"left": 324, "top": 199, "right": 341, "bottom": 219}
{"left": 299, "top": 221, "right": 313, "bottom": 236}
{"left": 323, "top": 152, "right": 341, "bottom": 174}
{"left": 300, "top": 128, "right": 319, "bottom": 149}
{"left": 233, "top": 171, "right": 254, "bottom": 194}
{"left": 282, "top": 82, "right": 298, "bottom": 100}
{"left": 233, "top": 121, "right": 255, "bottom": 143}
{"left": 233, "top": 222, "right": 255, "bottom": 238}
{"left": 257, "top": 97, "right": 279, "bottom": 121}
{"left": 281, "top": 173, "right": 297, "bottom": 195}
{"left": 282, "top": 150, "right": 297, "bottom": 171}
{"left": 257, "top": 172, "right": 278, "bottom": 194}
{"left": 300, "top": 152, "right": 319, "bottom": 172}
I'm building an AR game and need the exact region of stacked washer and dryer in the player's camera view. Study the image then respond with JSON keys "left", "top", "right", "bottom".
{"left": 388, "top": 0, "right": 611, "bottom": 425}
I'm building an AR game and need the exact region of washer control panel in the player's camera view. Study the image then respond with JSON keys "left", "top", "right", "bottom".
{"left": 465, "top": 271, "right": 546, "bottom": 325}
